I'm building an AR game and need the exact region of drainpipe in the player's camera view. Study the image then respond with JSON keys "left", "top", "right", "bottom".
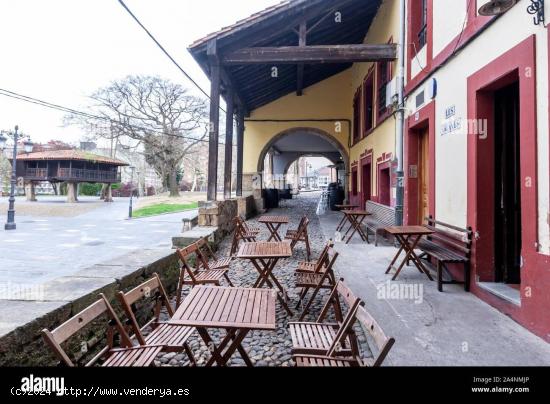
{"left": 395, "top": 0, "right": 406, "bottom": 226}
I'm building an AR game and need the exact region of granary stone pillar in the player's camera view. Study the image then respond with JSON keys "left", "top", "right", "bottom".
{"left": 66, "top": 182, "right": 78, "bottom": 203}
{"left": 24, "top": 182, "right": 36, "bottom": 202}
{"left": 104, "top": 183, "right": 113, "bottom": 202}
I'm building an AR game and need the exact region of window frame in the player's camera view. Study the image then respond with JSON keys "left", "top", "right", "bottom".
{"left": 352, "top": 88, "right": 362, "bottom": 145}
{"left": 362, "top": 67, "right": 375, "bottom": 137}
{"left": 376, "top": 58, "right": 392, "bottom": 121}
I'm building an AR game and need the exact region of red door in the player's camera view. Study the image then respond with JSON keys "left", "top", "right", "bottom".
{"left": 379, "top": 167, "right": 391, "bottom": 206}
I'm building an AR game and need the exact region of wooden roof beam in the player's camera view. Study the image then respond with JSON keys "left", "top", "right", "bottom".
{"left": 222, "top": 44, "right": 397, "bottom": 65}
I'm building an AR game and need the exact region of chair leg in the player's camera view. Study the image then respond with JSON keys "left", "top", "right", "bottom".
{"left": 437, "top": 261, "right": 443, "bottom": 292}
{"left": 183, "top": 342, "right": 197, "bottom": 366}
{"left": 295, "top": 287, "right": 309, "bottom": 309}
{"left": 305, "top": 235, "right": 311, "bottom": 262}
{"left": 299, "top": 284, "right": 323, "bottom": 321}
{"left": 223, "top": 273, "right": 234, "bottom": 287}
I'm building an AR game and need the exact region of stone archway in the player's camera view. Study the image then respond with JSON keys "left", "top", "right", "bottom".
{"left": 257, "top": 127, "right": 350, "bottom": 197}
{"left": 257, "top": 127, "right": 349, "bottom": 173}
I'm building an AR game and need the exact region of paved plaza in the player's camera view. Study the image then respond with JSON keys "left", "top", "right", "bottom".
{"left": 0, "top": 196, "right": 197, "bottom": 285}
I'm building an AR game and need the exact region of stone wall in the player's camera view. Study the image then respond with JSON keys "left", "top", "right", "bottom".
{"left": 0, "top": 249, "right": 181, "bottom": 366}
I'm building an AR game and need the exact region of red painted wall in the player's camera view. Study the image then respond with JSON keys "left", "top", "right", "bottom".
{"left": 467, "top": 35, "right": 550, "bottom": 342}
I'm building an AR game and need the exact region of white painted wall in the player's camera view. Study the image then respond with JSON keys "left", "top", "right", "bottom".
{"left": 406, "top": 3, "right": 550, "bottom": 254}
{"left": 433, "top": 0, "right": 468, "bottom": 56}
{"left": 411, "top": 45, "right": 427, "bottom": 78}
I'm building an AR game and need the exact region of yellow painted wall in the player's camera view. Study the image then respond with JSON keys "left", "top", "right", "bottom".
{"left": 243, "top": 69, "right": 353, "bottom": 173}
{"left": 242, "top": 0, "right": 400, "bottom": 198}
{"left": 348, "top": 0, "right": 400, "bottom": 196}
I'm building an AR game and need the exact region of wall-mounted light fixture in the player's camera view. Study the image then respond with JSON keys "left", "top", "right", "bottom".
{"left": 478, "top": 0, "right": 517, "bottom": 16}
{"left": 478, "top": 0, "right": 545, "bottom": 27}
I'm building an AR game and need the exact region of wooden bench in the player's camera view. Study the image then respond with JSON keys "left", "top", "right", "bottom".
{"left": 364, "top": 201, "right": 396, "bottom": 246}
{"left": 417, "top": 216, "right": 473, "bottom": 292}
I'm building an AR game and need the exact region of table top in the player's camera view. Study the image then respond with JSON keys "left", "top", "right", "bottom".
{"left": 169, "top": 286, "right": 277, "bottom": 330}
{"left": 341, "top": 210, "right": 372, "bottom": 216}
{"left": 258, "top": 215, "right": 290, "bottom": 224}
{"left": 384, "top": 225, "right": 434, "bottom": 236}
{"left": 237, "top": 241, "right": 293, "bottom": 259}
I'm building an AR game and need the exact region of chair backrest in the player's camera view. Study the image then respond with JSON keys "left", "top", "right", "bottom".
{"left": 291, "top": 216, "right": 309, "bottom": 246}
{"left": 312, "top": 240, "right": 334, "bottom": 273}
{"left": 355, "top": 305, "right": 395, "bottom": 367}
{"left": 320, "top": 280, "right": 362, "bottom": 357}
{"left": 195, "top": 237, "right": 216, "bottom": 270}
{"left": 423, "top": 216, "right": 473, "bottom": 260}
{"left": 41, "top": 293, "right": 132, "bottom": 367}
{"left": 177, "top": 243, "right": 201, "bottom": 279}
{"left": 116, "top": 273, "right": 174, "bottom": 346}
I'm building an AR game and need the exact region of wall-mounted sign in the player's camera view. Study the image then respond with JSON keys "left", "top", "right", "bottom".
{"left": 409, "top": 165, "right": 418, "bottom": 179}
{"left": 441, "top": 117, "right": 462, "bottom": 136}
{"left": 445, "top": 105, "right": 456, "bottom": 119}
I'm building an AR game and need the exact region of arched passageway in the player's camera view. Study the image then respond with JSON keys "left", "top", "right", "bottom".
{"left": 257, "top": 128, "right": 349, "bottom": 196}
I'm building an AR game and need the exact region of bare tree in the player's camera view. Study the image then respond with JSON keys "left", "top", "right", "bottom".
{"left": 66, "top": 75, "right": 209, "bottom": 197}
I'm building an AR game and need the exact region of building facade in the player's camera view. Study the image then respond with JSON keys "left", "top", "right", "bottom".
{"left": 190, "top": 0, "right": 550, "bottom": 341}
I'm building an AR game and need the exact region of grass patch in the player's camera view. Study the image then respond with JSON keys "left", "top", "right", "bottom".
{"left": 132, "top": 202, "right": 198, "bottom": 218}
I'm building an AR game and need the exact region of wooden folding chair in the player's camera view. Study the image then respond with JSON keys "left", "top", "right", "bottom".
{"left": 117, "top": 273, "right": 197, "bottom": 366}
{"left": 295, "top": 247, "right": 339, "bottom": 320}
{"left": 293, "top": 304, "right": 395, "bottom": 367}
{"left": 230, "top": 216, "right": 259, "bottom": 256}
{"left": 285, "top": 215, "right": 311, "bottom": 261}
{"left": 290, "top": 280, "right": 361, "bottom": 357}
{"left": 195, "top": 237, "right": 232, "bottom": 271}
{"left": 41, "top": 293, "right": 163, "bottom": 367}
{"left": 176, "top": 242, "right": 232, "bottom": 307}
{"left": 295, "top": 240, "right": 333, "bottom": 274}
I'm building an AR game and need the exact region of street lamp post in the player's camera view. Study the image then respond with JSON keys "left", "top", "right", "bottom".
{"left": 0, "top": 126, "right": 33, "bottom": 231}
{"left": 128, "top": 166, "right": 135, "bottom": 218}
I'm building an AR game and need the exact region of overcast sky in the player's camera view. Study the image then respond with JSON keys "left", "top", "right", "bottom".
{"left": 0, "top": 0, "right": 281, "bottom": 144}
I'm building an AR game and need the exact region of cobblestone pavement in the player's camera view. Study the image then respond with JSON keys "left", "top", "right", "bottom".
{"left": 157, "top": 192, "right": 372, "bottom": 367}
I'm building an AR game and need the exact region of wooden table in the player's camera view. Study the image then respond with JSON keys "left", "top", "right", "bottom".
{"left": 169, "top": 286, "right": 276, "bottom": 367}
{"left": 237, "top": 241, "right": 294, "bottom": 316}
{"left": 340, "top": 210, "right": 372, "bottom": 244}
{"left": 258, "top": 215, "right": 289, "bottom": 241}
{"left": 384, "top": 226, "right": 435, "bottom": 281}
{"left": 334, "top": 204, "right": 359, "bottom": 232}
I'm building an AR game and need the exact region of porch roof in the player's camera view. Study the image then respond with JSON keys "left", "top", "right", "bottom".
{"left": 188, "top": 0, "right": 383, "bottom": 112}
{"left": 12, "top": 150, "right": 129, "bottom": 166}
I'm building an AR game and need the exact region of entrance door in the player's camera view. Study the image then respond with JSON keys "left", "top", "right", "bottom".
{"left": 494, "top": 82, "right": 521, "bottom": 285}
{"left": 361, "top": 162, "right": 371, "bottom": 207}
{"left": 379, "top": 167, "right": 391, "bottom": 206}
{"left": 418, "top": 128, "right": 430, "bottom": 223}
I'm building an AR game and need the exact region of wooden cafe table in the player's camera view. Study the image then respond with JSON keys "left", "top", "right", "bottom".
{"left": 258, "top": 215, "right": 290, "bottom": 241}
{"left": 169, "top": 285, "right": 276, "bottom": 367}
{"left": 237, "top": 241, "right": 294, "bottom": 316}
{"left": 334, "top": 204, "right": 359, "bottom": 232}
{"left": 384, "top": 226, "right": 435, "bottom": 281}
{"left": 340, "top": 210, "right": 372, "bottom": 244}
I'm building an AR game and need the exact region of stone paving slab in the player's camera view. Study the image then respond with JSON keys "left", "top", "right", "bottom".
{"left": 317, "top": 205, "right": 550, "bottom": 366}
